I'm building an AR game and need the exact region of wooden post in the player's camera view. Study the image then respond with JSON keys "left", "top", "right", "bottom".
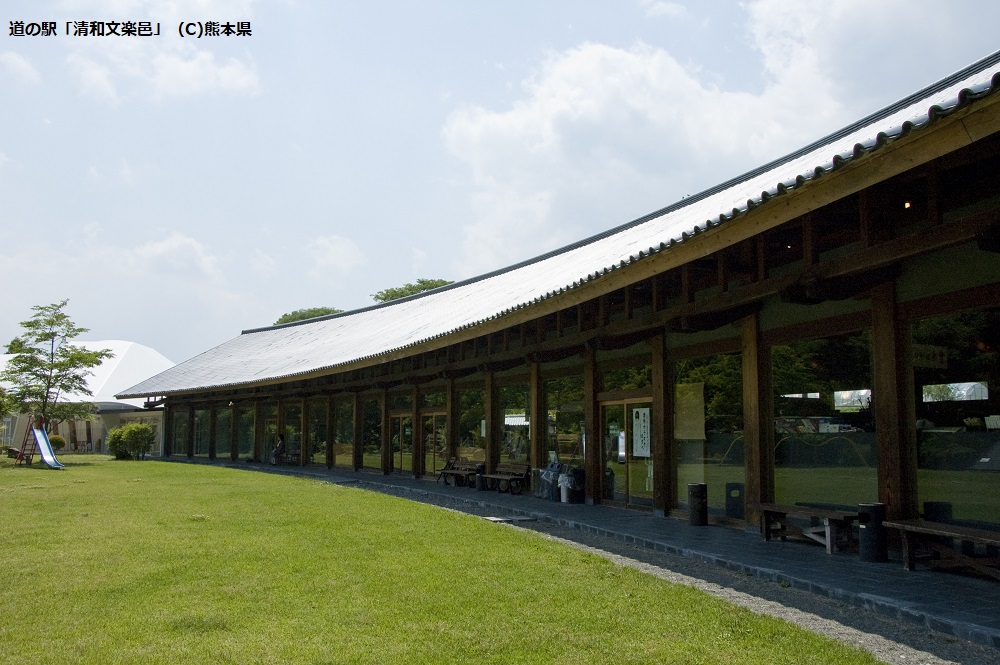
{"left": 380, "top": 390, "right": 391, "bottom": 474}
{"left": 208, "top": 406, "right": 217, "bottom": 460}
{"left": 871, "top": 282, "right": 919, "bottom": 520}
{"left": 253, "top": 401, "right": 263, "bottom": 463}
{"left": 446, "top": 378, "right": 458, "bottom": 461}
{"left": 186, "top": 407, "right": 195, "bottom": 458}
{"left": 325, "top": 396, "right": 334, "bottom": 469}
{"left": 742, "top": 312, "right": 774, "bottom": 525}
{"left": 298, "top": 399, "right": 308, "bottom": 467}
{"left": 163, "top": 403, "right": 173, "bottom": 457}
{"left": 484, "top": 373, "right": 499, "bottom": 474}
{"left": 352, "top": 392, "right": 363, "bottom": 471}
{"left": 230, "top": 404, "right": 239, "bottom": 461}
{"left": 411, "top": 387, "right": 420, "bottom": 477}
{"left": 582, "top": 344, "right": 599, "bottom": 504}
{"left": 529, "top": 361, "right": 546, "bottom": 469}
{"left": 651, "top": 333, "right": 673, "bottom": 515}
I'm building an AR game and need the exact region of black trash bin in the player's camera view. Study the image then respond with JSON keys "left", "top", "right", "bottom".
{"left": 725, "top": 482, "right": 745, "bottom": 520}
{"left": 475, "top": 473, "right": 486, "bottom": 491}
{"left": 688, "top": 483, "right": 708, "bottom": 526}
{"left": 858, "top": 502, "right": 888, "bottom": 562}
{"left": 603, "top": 468, "right": 615, "bottom": 500}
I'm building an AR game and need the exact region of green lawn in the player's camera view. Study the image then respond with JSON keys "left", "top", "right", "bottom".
{"left": 0, "top": 456, "right": 881, "bottom": 664}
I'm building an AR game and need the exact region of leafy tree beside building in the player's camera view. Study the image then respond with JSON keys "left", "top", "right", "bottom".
{"left": 1, "top": 300, "right": 113, "bottom": 432}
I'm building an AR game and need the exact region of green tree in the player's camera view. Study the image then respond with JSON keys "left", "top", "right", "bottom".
{"left": 371, "top": 278, "right": 453, "bottom": 303}
{"left": 274, "top": 307, "right": 343, "bottom": 325}
{"left": 106, "top": 422, "right": 156, "bottom": 460}
{"left": 1, "top": 300, "right": 114, "bottom": 432}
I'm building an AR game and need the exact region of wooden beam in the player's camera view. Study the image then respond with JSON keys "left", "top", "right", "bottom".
{"left": 529, "top": 362, "right": 546, "bottom": 469}
{"left": 163, "top": 404, "right": 173, "bottom": 457}
{"left": 650, "top": 333, "right": 672, "bottom": 515}
{"left": 380, "top": 390, "right": 391, "bottom": 474}
{"left": 325, "top": 396, "right": 334, "bottom": 469}
{"left": 871, "top": 282, "right": 919, "bottom": 521}
{"left": 741, "top": 312, "right": 774, "bottom": 524}
{"left": 187, "top": 407, "right": 195, "bottom": 458}
{"left": 352, "top": 392, "right": 362, "bottom": 471}
{"left": 802, "top": 212, "right": 819, "bottom": 267}
{"left": 484, "top": 373, "right": 498, "bottom": 474}
{"left": 208, "top": 406, "right": 217, "bottom": 460}
{"left": 582, "top": 345, "right": 599, "bottom": 504}
{"left": 446, "top": 378, "right": 458, "bottom": 461}
{"left": 411, "top": 386, "right": 420, "bottom": 477}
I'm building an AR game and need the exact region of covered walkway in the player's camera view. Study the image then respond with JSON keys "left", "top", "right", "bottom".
{"left": 196, "top": 459, "right": 1000, "bottom": 651}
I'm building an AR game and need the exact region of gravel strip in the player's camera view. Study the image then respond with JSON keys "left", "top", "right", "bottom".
{"left": 362, "top": 482, "right": 999, "bottom": 665}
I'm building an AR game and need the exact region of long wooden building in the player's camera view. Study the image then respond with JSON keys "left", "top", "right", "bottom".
{"left": 121, "top": 51, "right": 1000, "bottom": 530}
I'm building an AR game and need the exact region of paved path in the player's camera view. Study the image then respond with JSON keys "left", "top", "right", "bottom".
{"left": 208, "top": 460, "right": 1000, "bottom": 652}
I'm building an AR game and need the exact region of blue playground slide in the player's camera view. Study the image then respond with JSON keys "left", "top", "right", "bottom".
{"left": 32, "top": 428, "right": 65, "bottom": 469}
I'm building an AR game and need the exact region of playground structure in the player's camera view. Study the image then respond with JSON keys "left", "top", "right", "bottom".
{"left": 14, "top": 418, "right": 65, "bottom": 469}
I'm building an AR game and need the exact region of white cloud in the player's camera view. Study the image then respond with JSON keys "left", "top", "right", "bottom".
{"left": 308, "top": 235, "right": 366, "bottom": 278}
{"left": 639, "top": 1, "right": 686, "bottom": 18}
{"left": 130, "top": 233, "right": 223, "bottom": 281}
{"left": 442, "top": 37, "right": 844, "bottom": 275}
{"left": 0, "top": 52, "right": 42, "bottom": 85}
{"left": 147, "top": 49, "right": 261, "bottom": 100}
{"left": 67, "top": 52, "right": 120, "bottom": 105}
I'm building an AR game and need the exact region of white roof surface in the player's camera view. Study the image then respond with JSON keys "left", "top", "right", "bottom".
{"left": 2, "top": 340, "right": 174, "bottom": 410}
{"left": 119, "top": 52, "right": 1000, "bottom": 399}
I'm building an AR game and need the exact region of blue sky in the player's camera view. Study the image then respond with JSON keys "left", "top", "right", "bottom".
{"left": 2, "top": 1, "right": 999, "bottom": 364}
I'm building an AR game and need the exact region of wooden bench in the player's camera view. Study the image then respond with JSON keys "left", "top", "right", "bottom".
{"left": 482, "top": 462, "right": 531, "bottom": 494}
{"left": 758, "top": 503, "right": 860, "bottom": 554}
{"left": 437, "top": 459, "right": 482, "bottom": 487}
{"left": 882, "top": 518, "right": 1000, "bottom": 582}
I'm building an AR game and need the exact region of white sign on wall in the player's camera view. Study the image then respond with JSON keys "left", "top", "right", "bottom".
{"left": 632, "top": 407, "right": 651, "bottom": 458}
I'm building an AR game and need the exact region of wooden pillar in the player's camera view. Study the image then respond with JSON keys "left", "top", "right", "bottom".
{"left": 325, "top": 396, "right": 334, "bottom": 469}
{"left": 298, "top": 399, "right": 308, "bottom": 467}
{"left": 380, "top": 390, "right": 391, "bottom": 474}
{"left": 352, "top": 392, "right": 363, "bottom": 471}
{"left": 253, "top": 401, "right": 263, "bottom": 463}
{"left": 230, "top": 404, "right": 239, "bottom": 461}
{"left": 163, "top": 403, "right": 173, "bottom": 457}
{"left": 651, "top": 333, "right": 674, "bottom": 516}
{"left": 871, "top": 282, "right": 918, "bottom": 520}
{"left": 582, "top": 344, "right": 599, "bottom": 504}
{"left": 186, "top": 407, "right": 195, "bottom": 458}
{"left": 484, "top": 373, "right": 499, "bottom": 473}
{"left": 445, "top": 378, "right": 458, "bottom": 460}
{"left": 208, "top": 406, "right": 217, "bottom": 460}
{"left": 529, "top": 361, "right": 546, "bottom": 469}
{"left": 741, "top": 312, "right": 774, "bottom": 525}
{"left": 411, "top": 387, "right": 421, "bottom": 477}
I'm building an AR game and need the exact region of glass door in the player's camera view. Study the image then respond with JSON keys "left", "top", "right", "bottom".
{"left": 601, "top": 401, "right": 653, "bottom": 508}
{"left": 421, "top": 413, "right": 446, "bottom": 477}
{"left": 391, "top": 416, "right": 414, "bottom": 474}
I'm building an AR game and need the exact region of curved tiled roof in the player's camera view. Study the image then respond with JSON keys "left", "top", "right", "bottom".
{"left": 119, "top": 51, "right": 1000, "bottom": 398}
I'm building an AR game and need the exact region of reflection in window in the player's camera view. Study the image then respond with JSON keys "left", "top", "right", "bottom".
{"left": 772, "top": 332, "right": 877, "bottom": 508}
{"left": 546, "top": 377, "right": 584, "bottom": 467}
{"left": 500, "top": 384, "right": 529, "bottom": 463}
{"left": 674, "top": 353, "right": 745, "bottom": 515}
{"left": 913, "top": 310, "right": 1000, "bottom": 529}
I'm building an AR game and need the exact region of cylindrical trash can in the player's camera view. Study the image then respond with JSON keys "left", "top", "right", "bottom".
{"left": 475, "top": 473, "right": 486, "bottom": 491}
{"left": 725, "top": 482, "right": 745, "bottom": 520}
{"left": 858, "top": 502, "right": 888, "bottom": 562}
{"left": 688, "top": 483, "right": 708, "bottom": 526}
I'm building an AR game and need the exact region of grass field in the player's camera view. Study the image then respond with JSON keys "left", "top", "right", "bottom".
{"left": 0, "top": 455, "right": 881, "bottom": 664}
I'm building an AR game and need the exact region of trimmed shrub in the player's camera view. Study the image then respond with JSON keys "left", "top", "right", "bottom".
{"left": 48, "top": 434, "right": 66, "bottom": 450}
{"left": 106, "top": 423, "right": 155, "bottom": 460}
